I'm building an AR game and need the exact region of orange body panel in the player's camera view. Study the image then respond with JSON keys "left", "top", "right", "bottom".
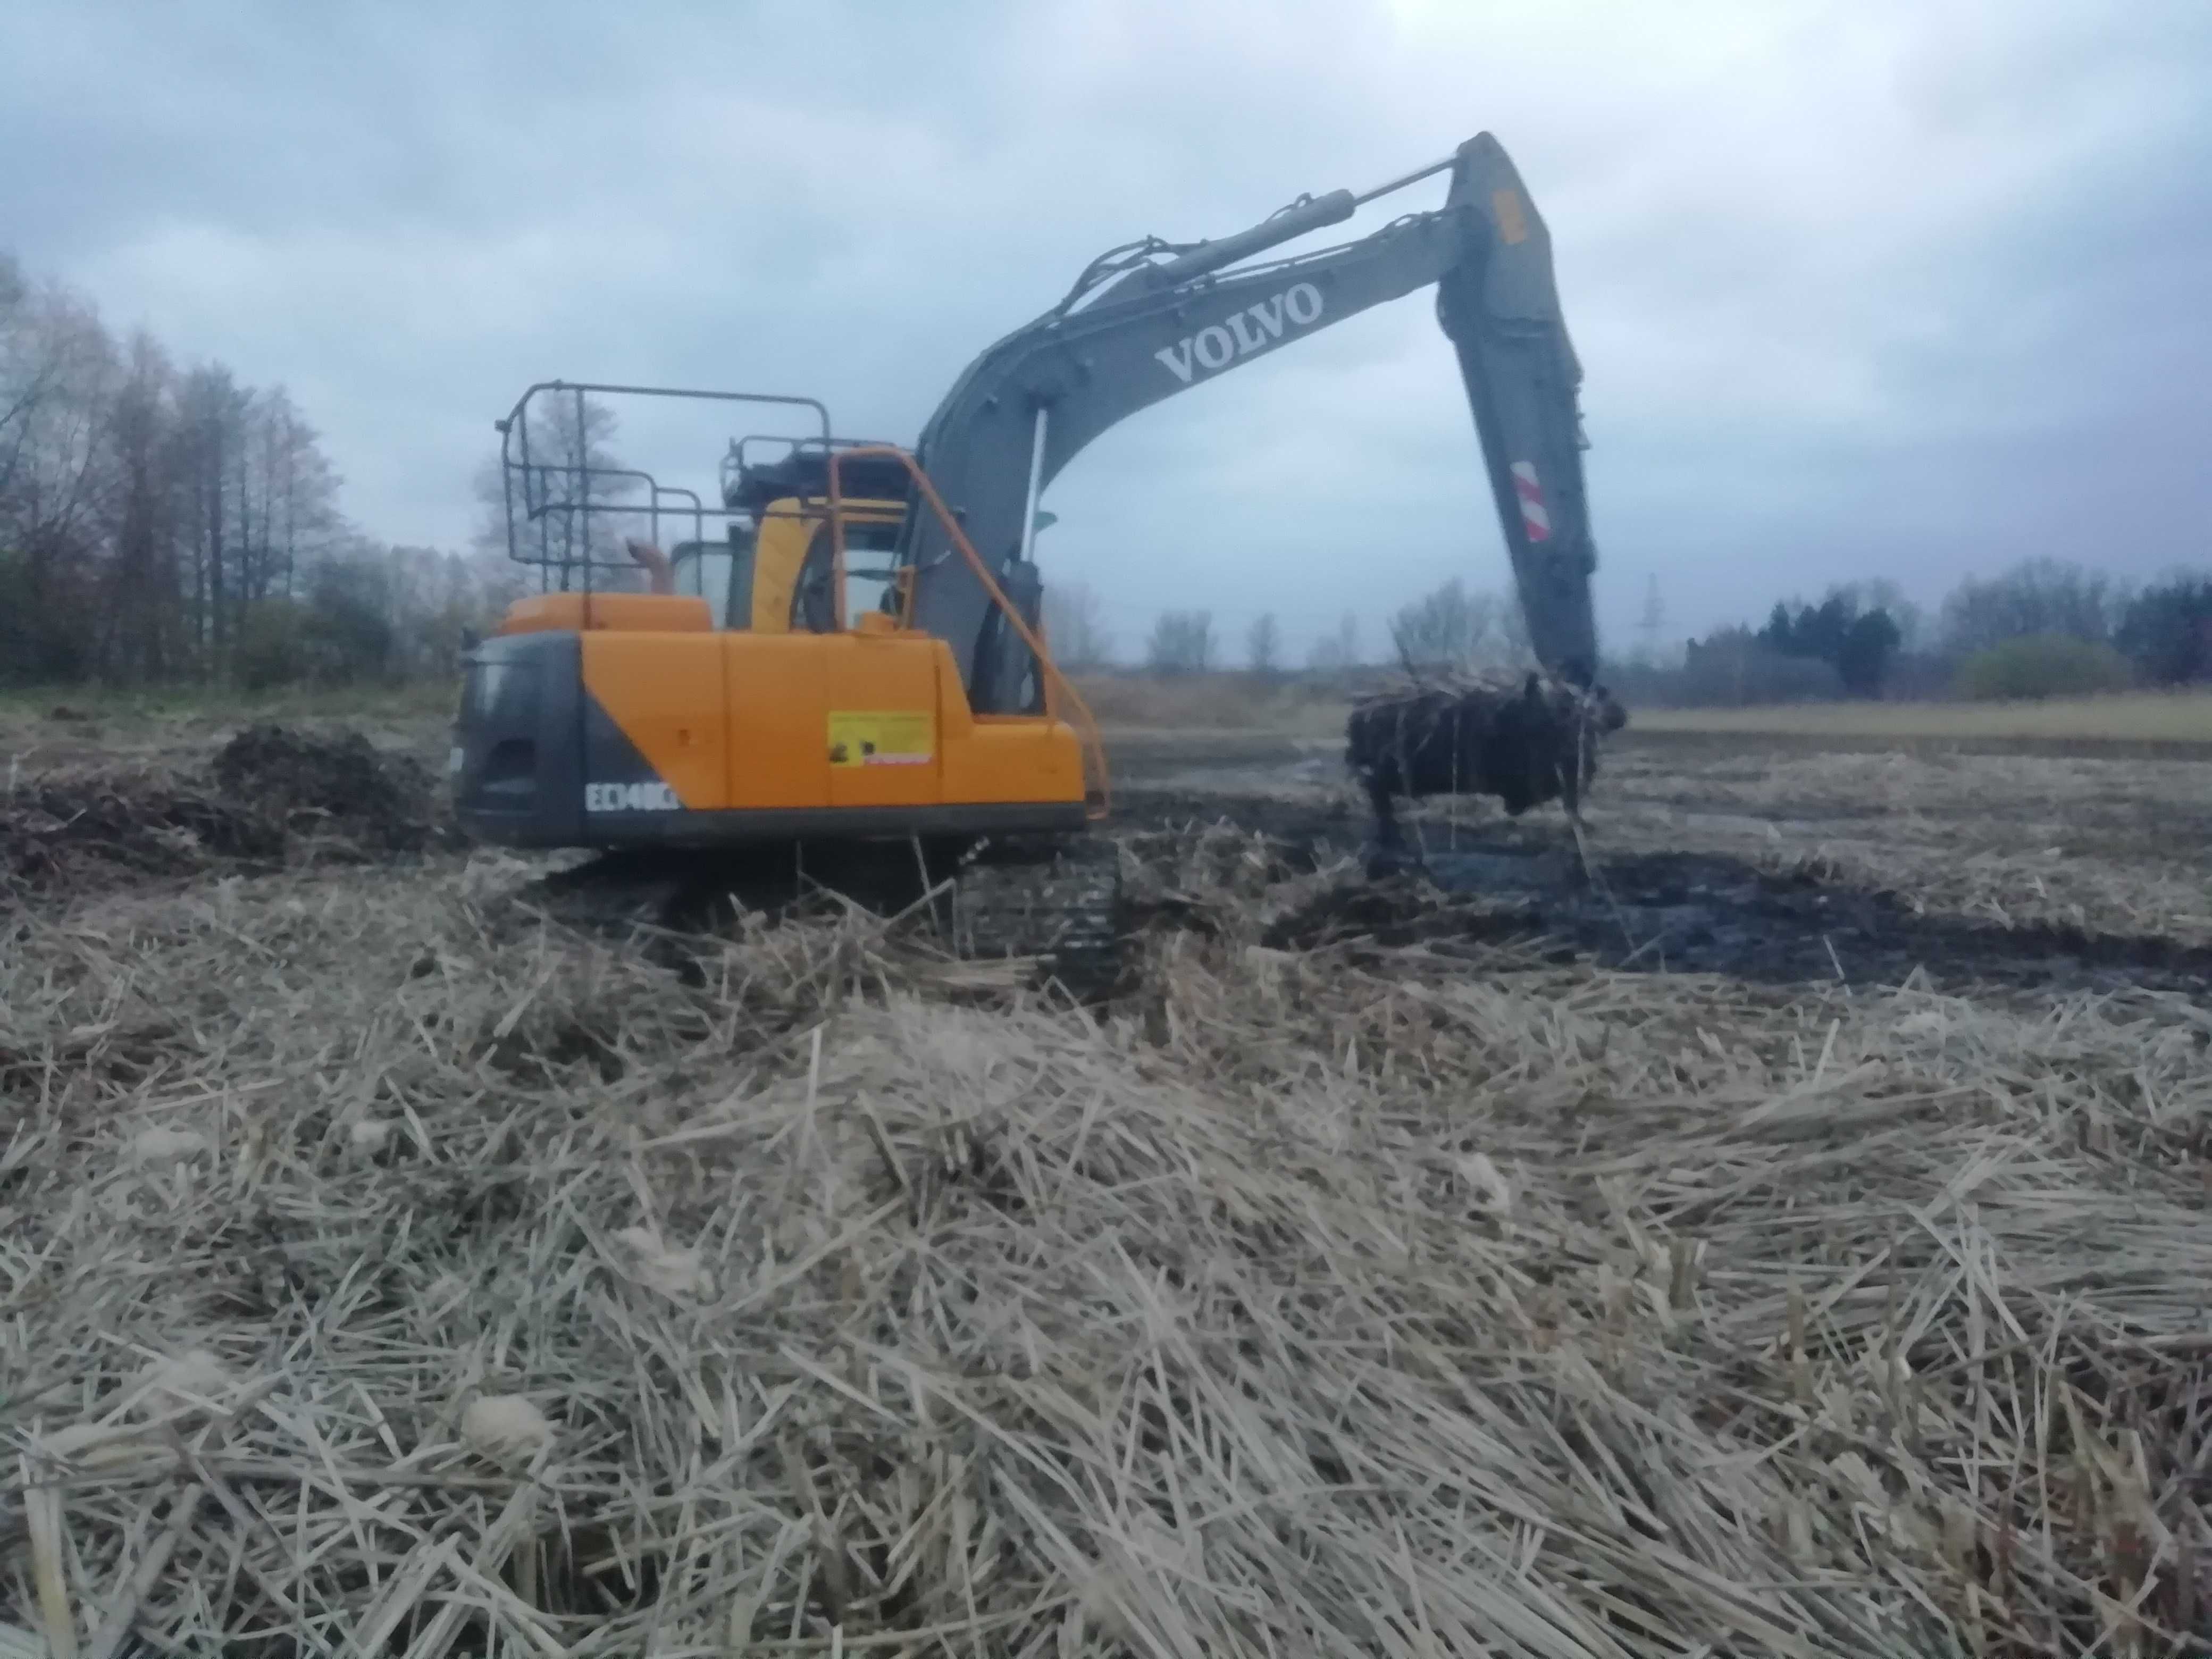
{"left": 498, "top": 593, "right": 711, "bottom": 636}
{"left": 579, "top": 633, "right": 730, "bottom": 808}
{"left": 718, "top": 634, "right": 833, "bottom": 809}
{"left": 566, "top": 618, "right": 1084, "bottom": 813}
{"left": 943, "top": 715, "right": 1084, "bottom": 806}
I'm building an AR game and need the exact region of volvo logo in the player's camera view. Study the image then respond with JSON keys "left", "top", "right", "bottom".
{"left": 1154, "top": 282, "right": 1326, "bottom": 386}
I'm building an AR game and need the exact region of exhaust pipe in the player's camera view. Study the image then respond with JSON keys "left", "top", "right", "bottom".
{"left": 625, "top": 538, "right": 674, "bottom": 595}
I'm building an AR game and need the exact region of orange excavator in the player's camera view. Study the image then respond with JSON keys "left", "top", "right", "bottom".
{"left": 453, "top": 133, "right": 1604, "bottom": 992}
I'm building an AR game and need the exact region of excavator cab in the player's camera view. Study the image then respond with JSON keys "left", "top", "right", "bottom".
{"left": 672, "top": 496, "right": 908, "bottom": 634}
{"left": 666, "top": 437, "right": 916, "bottom": 634}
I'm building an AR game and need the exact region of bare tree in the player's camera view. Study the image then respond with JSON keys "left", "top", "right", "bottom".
{"left": 0, "top": 246, "right": 519, "bottom": 691}
{"left": 1494, "top": 593, "right": 1534, "bottom": 667}
{"left": 1246, "top": 611, "right": 1280, "bottom": 677}
{"left": 1043, "top": 578, "right": 1112, "bottom": 668}
{"left": 1389, "top": 579, "right": 1495, "bottom": 670}
{"left": 99, "top": 331, "right": 181, "bottom": 681}
{"left": 1308, "top": 610, "right": 1362, "bottom": 672}
{"left": 0, "top": 278, "right": 119, "bottom": 680}
{"left": 1940, "top": 559, "right": 2124, "bottom": 657}
{"left": 1146, "top": 609, "right": 1215, "bottom": 675}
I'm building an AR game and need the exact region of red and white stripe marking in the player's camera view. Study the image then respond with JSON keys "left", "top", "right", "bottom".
{"left": 1510, "top": 460, "right": 1552, "bottom": 543}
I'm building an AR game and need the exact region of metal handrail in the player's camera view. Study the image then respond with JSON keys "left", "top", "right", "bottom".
{"left": 494, "top": 382, "right": 839, "bottom": 590}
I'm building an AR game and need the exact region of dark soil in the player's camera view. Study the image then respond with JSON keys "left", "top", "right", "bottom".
{"left": 212, "top": 724, "right": 440, "bottom": 854}
{"left": 2, "top": 723, "right": 444, "bottom": 907}
{"left": 1112, "top": 786, "right": 2212, "bottom": 998}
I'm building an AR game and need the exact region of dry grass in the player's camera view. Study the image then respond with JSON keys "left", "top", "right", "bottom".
{"left": 6, "top": 765, "right": 2212, "bottom": 1653}
{"left": 1632, "top": 693, "right": 2212, "bottom": 745}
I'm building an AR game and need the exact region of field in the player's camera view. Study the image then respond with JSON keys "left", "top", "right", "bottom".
{"left": 5, "top": 691, "right": 2212, "bottom": 1656}
{"left": 1632, "top": 692, "right": 2212, "bottom": 750}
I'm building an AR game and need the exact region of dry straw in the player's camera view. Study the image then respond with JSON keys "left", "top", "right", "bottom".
{"left": 4, "top": 761, "right": 2211, "bottom": 1654}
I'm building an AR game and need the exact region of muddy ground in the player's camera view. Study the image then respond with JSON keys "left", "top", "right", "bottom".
{"left": 4, "top": 707, "right": 2207, "bottom": 1002}
{"left": 1105, "top": 725, "right": 2212, "bottom": 998}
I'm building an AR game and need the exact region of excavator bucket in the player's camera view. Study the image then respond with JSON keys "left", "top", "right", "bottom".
{"left": 1437, "top": 135, "right": 1602, "bottom": 689}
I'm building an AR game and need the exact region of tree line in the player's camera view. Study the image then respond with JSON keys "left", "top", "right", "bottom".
{"left": 1669, "top": 558, "right": 2212, "bottom": 705}
{"left": 1051, "top": 577, "right": 1534, "bottom": 681}
{"left": 1095, "top": 554, "right": 2211, "bottom": 703}
{"left": 1, "top": 250, "right": 517, "bottom": 691}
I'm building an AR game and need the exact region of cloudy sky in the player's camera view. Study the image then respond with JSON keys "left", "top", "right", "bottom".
{"left": 6, "top": 0, "right": 2209, "bottom": 661}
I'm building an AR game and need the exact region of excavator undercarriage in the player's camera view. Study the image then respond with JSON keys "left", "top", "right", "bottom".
{"left": 515, "top": 832, "right": 1126, "bottom": 1001}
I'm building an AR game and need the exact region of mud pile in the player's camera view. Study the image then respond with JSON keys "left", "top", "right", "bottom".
{"left": 212, "top": 723, "right": 438, "bottom": 854}
{"left": 0, "top": 774, "right": 283, "bottom": 896}
{"left": 2, "top": 723, "right": 442, "bottom": 905}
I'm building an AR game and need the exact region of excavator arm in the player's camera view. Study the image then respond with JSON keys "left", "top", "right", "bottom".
{"left": 898, "top": 133, "right": 1602, "bottom": 708}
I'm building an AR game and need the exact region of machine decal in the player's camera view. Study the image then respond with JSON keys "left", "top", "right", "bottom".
{"left": 1153, "top": 282, "right": 1326, "bottom": 386}
{"left": 1492, "top": 187, "right": 1530, "bottom": 246}
{"left": 828, "top": 710, "right": 935, "bottom": 768}
{"left": 585, "top": 781, "right": 682, "bottom": 812}
{"left": 1510, "top": 460, "right": 1552, "bottom": 544}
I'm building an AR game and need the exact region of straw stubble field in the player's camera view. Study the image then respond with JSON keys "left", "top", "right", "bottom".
{"left": 3, "top": 702, "right": 2211, "bottom": 1657}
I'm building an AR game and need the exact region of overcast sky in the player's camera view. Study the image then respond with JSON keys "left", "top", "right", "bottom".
{"left": 6, "top": 0, "right": 2209, "bottom": 660}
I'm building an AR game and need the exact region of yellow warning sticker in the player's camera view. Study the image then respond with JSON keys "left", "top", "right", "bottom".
{"left": 1492, "top": 187, "right": 1529, "bottom": 246}
{"left": 828, "top": 709, "right": 934, "bottom": 768}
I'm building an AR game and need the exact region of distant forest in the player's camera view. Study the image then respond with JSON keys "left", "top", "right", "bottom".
{"left": 1110, "top": 559, "right": 2212, "bottom": 707}
{"left": 0, "top": 251, "right": 519, "bottom": 691}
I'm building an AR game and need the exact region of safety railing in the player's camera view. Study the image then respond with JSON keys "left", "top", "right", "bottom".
{"left": 494, "top": 381, "right": 836, "bottom": 591}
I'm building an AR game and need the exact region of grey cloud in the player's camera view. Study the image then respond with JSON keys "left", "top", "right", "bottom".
{"left": 6, "top": 0, "right": 2207, "bottom": 658}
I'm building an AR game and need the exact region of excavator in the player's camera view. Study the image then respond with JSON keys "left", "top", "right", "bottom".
{"left": 453, "top": 132, "right": 1605, "bottom": 993}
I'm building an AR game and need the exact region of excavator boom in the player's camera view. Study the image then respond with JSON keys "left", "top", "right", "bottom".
{"left": 900, "top": 133, "right": 1602, "bottom": 706}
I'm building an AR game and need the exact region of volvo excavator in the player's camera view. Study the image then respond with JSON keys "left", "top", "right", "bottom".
{"left": 453, "top": 132, "right": 1605, "bottom": 994}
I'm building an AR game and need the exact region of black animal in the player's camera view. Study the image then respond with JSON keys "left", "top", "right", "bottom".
{"left": 1345, "top": 672, "right": 1626, "bottom": 875}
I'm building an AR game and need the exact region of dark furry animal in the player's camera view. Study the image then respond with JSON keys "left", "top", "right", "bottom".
{"left": 1345, "top": 672, "right": 1626, "bottom": 873}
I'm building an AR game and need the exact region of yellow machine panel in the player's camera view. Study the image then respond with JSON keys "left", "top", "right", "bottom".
{"left": 579, "top": 631, "right": 730, "bottom": 808}
{"left": 827, "top": 709, "right": 933, "bottom": 769}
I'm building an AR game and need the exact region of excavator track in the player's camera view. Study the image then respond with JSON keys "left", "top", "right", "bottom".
{"left": 944, "top": 835, "right": 1126, "bottom": 1002}
{"left": 513, "top": 834, "right": 1126, "bottom": 1002}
